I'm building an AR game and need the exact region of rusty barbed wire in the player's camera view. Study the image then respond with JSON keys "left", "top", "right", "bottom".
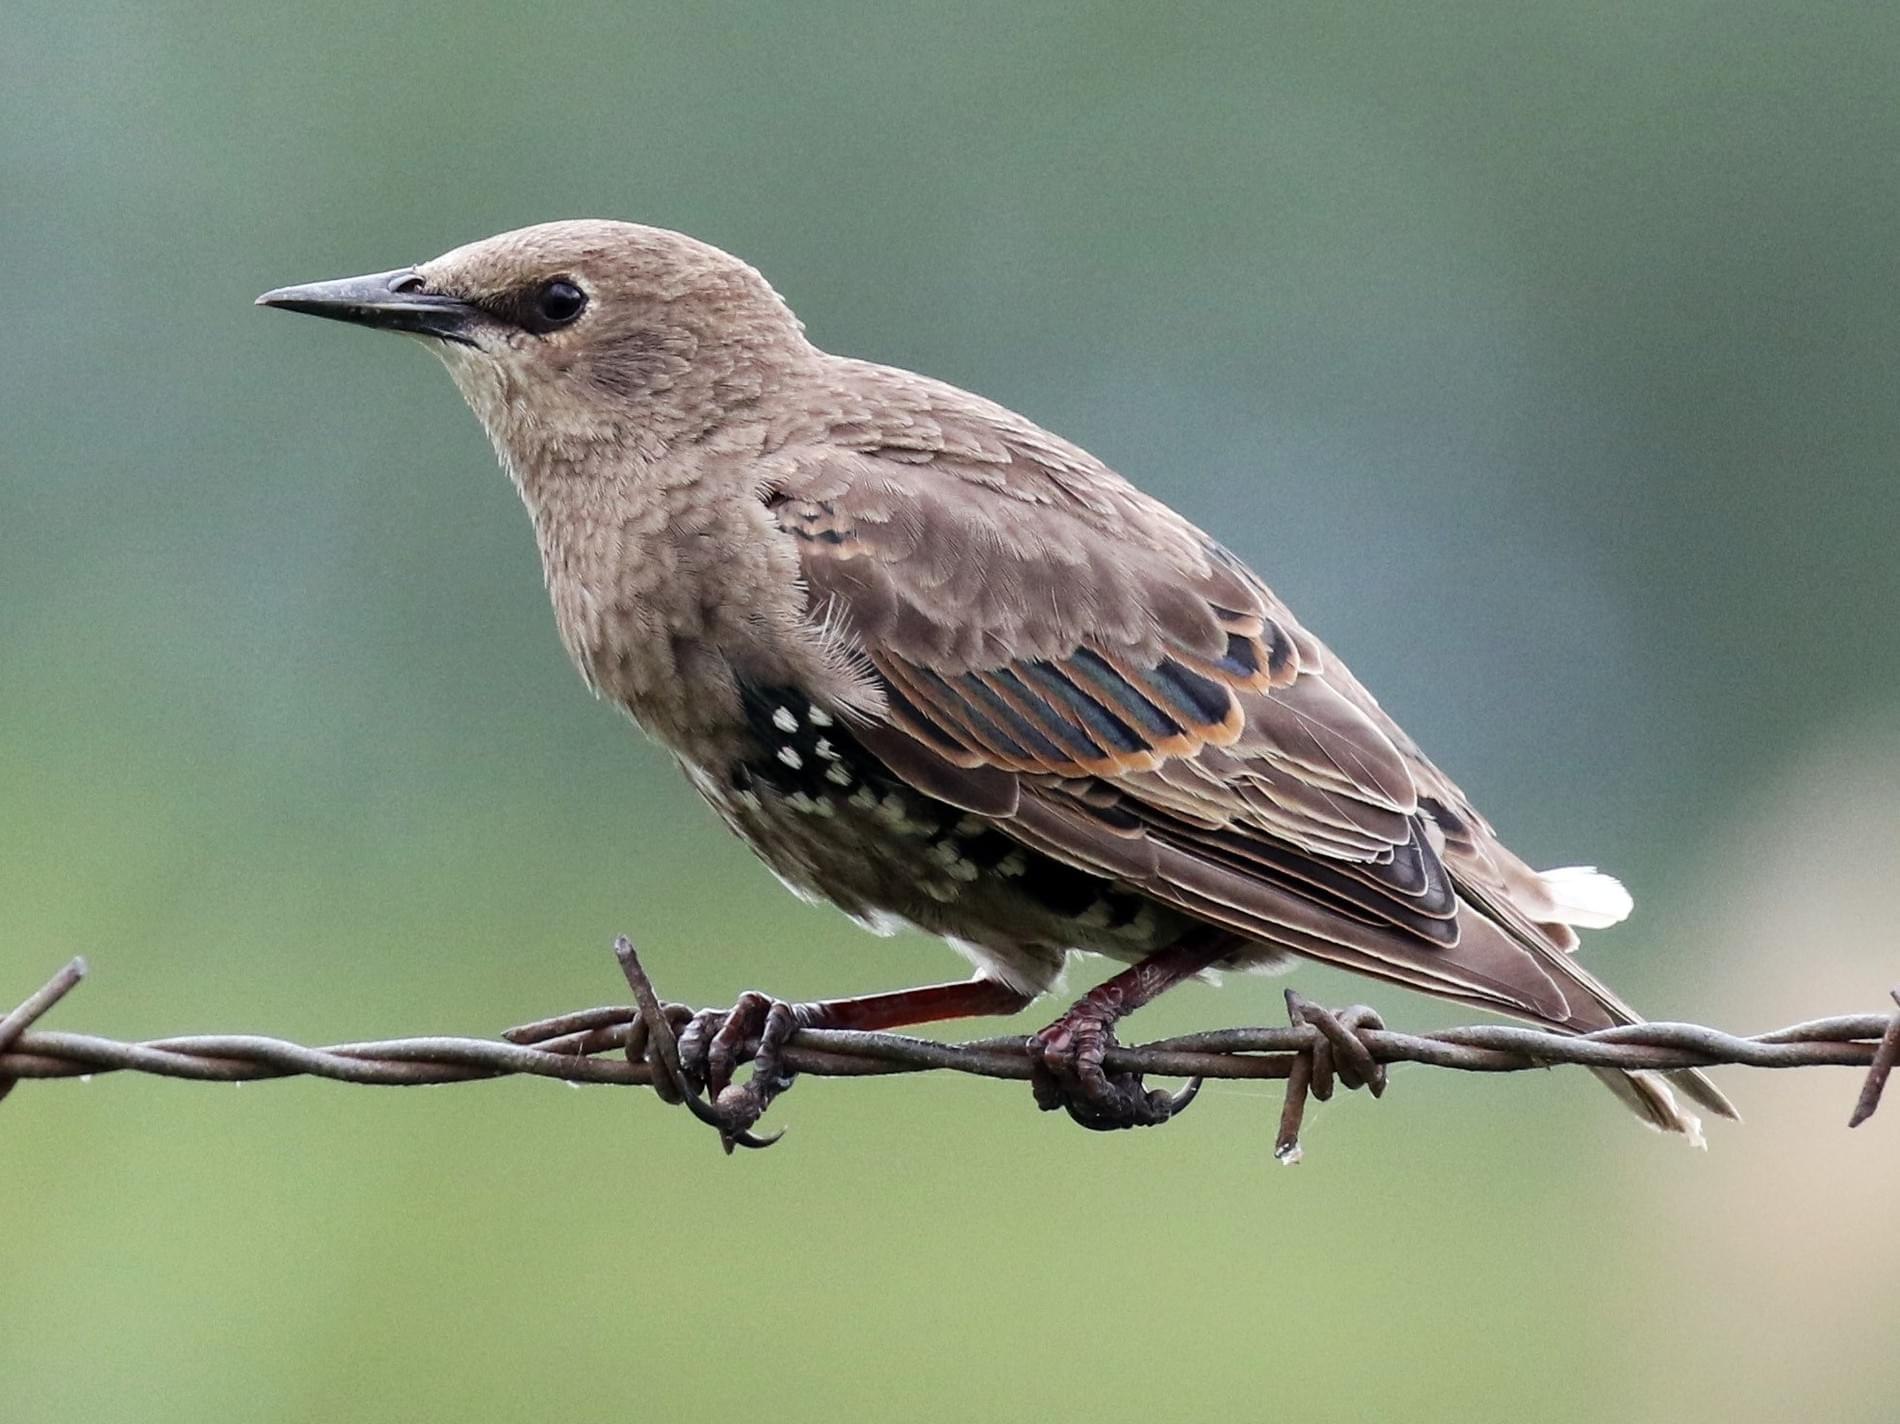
{"left": 3, "top": 946, "right": 1896, "bottom": 1160}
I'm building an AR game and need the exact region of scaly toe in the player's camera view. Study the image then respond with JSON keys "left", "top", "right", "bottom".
{"left": 676, "top": 1007, "right": 727, "bottom": 1095}
{"left": 1027, "top": 1018, "right": 1198, "bottom": 1131}
{"left": 671, "top": 992, "right": 809, "bottom": 1151}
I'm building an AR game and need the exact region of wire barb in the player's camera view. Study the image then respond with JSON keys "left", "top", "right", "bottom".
{"left": 1275, "top": 991, "right": 1388, "bottom": 1164}
{"left": 1847, "top": 986, "right": 1900, "bottom": 1129}
{"left": 0, "top": 957, "right": 87, "bottom": 1106}
{"left": 2, "top": 946, "right": 1896, "bottom": 1158}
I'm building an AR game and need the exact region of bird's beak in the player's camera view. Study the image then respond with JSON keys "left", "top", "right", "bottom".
{"left": 255, "top": 268, "right": 481, "bottom": 346}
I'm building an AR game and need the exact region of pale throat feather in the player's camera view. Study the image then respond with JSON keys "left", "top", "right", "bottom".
{"left": 444, "top": 374, "right": 824, "bottom": 764}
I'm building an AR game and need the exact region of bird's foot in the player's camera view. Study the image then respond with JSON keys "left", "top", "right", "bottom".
{"left": 673, "top": 991, "right": 816, "bottom": 1149}
{"left": 1028, "top": 1005, "right": 1201, "bottom": 1131}
{"left": 614, "top": 938, "right": 802, "bottom": 1153}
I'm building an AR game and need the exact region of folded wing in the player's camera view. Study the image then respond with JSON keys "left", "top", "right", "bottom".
{"left": 764, "top": 429, "right": 1700, "bottom": 1069}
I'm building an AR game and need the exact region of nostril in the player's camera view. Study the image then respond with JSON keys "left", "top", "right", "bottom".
{"left": 390, "top": 272, "right": 426, "bottom": 294}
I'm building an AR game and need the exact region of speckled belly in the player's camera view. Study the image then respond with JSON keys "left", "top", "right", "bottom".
{"left": 684, "top": 683, "right": 1194, "bottom": 993}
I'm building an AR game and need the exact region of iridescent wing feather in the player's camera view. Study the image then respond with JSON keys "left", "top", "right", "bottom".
{"left": 765, "top": 412, "right": 1732, "bottom": 1127}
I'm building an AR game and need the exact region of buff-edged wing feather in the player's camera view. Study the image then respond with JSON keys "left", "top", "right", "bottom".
{"left": 765, "top": 414, "right": 1736, "bottom": 1134}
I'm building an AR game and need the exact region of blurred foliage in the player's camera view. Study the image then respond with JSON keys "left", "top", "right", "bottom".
{"left": 3, "top": 3, "right": 1897, "bottom": 1421}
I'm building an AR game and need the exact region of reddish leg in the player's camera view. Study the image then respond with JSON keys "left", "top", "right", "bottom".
{"left": 802, "top": 976, "right": 1034, "bottom": 1032}
{"left": 1029, "top": 931, "right": 1236, "bottom": 1131}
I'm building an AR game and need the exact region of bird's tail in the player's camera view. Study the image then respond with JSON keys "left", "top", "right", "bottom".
{"left": 1436, "top": 866, "right": 1740, "bottom": 1142}
{"left": 1534, "top": 943, "right": 1740, "bottom": 1145}
{"left": 1151, "top": 835, "right": 1740, "bottom": 1140}
{"left": 1403, "top": 878, "right": 1742, "bottom": 1143}
{"left": 1590, "top": 1064, "right": 1718, "bottom": 1145}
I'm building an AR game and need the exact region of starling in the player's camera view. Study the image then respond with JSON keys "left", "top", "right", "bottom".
{"left": 259, "top": 221, "right": 1737, "bottom": 1143}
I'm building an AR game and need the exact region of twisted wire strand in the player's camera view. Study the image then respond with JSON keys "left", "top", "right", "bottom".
{"left": 3, "top": 954, "right": 1895, "bottom": 1140}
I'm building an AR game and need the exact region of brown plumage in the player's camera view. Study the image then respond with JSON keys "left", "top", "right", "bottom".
{"left": 259, "top": 220, "right": 1737, "bottom": 1143}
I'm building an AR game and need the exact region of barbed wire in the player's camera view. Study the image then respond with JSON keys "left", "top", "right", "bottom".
{"left": 3, "top": 943, "right": 1896, "bottom": 1160}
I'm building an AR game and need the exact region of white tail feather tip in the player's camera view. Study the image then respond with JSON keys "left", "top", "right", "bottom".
{"left": 1539, "top": 865, "right": 1634, "bottom": 929}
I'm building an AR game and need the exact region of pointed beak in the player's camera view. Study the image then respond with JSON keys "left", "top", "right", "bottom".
{"left": 255, "top": 268, "right": 481, "bottom": 346}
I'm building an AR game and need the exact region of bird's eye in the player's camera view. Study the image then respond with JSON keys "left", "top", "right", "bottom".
{"left": 527, "top": 279, "right": 587, "bottom": 331}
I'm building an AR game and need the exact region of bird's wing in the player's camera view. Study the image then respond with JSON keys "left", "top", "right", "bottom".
{"left": 765, "top": 433, "right": 1624, "bottom": 1030}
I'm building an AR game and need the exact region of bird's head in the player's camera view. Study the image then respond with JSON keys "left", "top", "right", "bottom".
{"left": 259, "top": 219, "right": 810, "bottom": 465}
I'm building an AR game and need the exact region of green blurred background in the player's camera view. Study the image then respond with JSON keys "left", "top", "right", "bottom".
{"left": 5, "top": 3, "right": 1897, "bottom": 1420}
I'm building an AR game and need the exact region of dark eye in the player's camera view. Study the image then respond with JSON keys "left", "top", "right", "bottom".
{"left": 527, "top": 278, "right": 587, "bottom": 331}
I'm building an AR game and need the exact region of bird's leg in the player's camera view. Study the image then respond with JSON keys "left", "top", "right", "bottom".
{"left": 674, "top": 976, "right": 1035, "bottom": 1145}
{"left": 1028, "top": 931, "right": 1235, "bottom": 1131}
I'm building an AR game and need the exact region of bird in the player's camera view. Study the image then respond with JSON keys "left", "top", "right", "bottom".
{"left": 258, "top": 220, "right": 1737, "bottom": 1146}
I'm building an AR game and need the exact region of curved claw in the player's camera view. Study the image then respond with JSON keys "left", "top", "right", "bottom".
{"left": 1167, "top": 1075, "right": 1204, "bottom": 1115}
{"left": 1056, "top": 1077, "right": 1198, "bottom": 1132}
{"left": 673, "top": 1087, "right": 785, "bottom": 1151}
{"left": 614, "top": 939, "right": 792, "bottom": 1150}
{"left": 657, "top": 984, "right": 809, "bottom": 1150}
{"left": 1030, "top": 1014, "right": 1202, "bottom": 1131}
